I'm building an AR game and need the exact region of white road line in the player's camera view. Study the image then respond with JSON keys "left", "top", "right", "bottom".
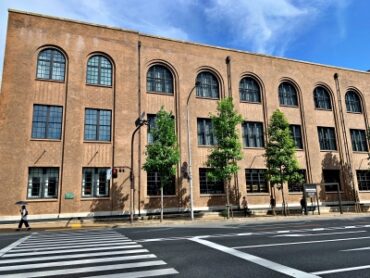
{"left": 190, "top": 237, "right": 319, "bottom": 278}
{"left": 272, "top": 230, "right": 366, "bottom": 238}
{"left": 3, "top": 244, "right": 142, "bottom": 257}
{"left": 341, "top": 246, "right": 370, "bottom": 252}
{"left": 86, "top": 268, "right": 179, "bottom": 278}
{"left": 11, "top": 241, "right": 137, "bottom": 252}
{"left": 312, "top": 264, "right": 370, "bottom": 275}
{"left": 0, "top": 254, "right": 157, "bottom": 271}
{"left": 29, "top": 231, "right": 119, "bottom": 238}
{"left": 17, "top": 239, "right": 132, "bottom": 248}
{"left": 26, "top": 235, "right": 125, "bottom": 242}
{"left": 234, "top": 235, "right": 370, "bottom": 249}
{"left": 0, "top": 235, "right": 31, "bottom": 257}
{"left": 0, "top": 260, "right": 167, "bottom": 278}
{"left": 0, "top": 249, "right": 149, "bottom": 265}
{"left": 276, "top": 230, "right": 290, "bottom": 233}
{"left": 20, "top": 238, "right": 130, "bottom": 246}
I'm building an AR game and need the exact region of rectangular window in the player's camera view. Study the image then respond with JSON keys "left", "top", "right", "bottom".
{"left": 350, "top": 129, "right": 368, "bottom": 152}
{"left": 32, "top": 105, "right": 63, "bottom": 139}
{"left": 84, "top": 109, "right": 112, "bottom": 141}
{"left": 322, "top": 169, "right": 341, "bottom": 192}
{"left": 199, "top": 168, "right": 224, "bottom": 194}
{"left": 357, "top": 170, "right": 370, "bottom": 191}
{"left": 318, "top": 127, "right": 337, "bottom": 150}
{"left": 246, "top": 169, "right": 268, "bottom": 193}
{"left": 27, "top": 168, "right": 59, "bottom": 199}
{"left": 290, "top": 125, "right": 303, "bottom": 149}
{"left": 288, "top": 170, "right": 307, "bottom": 192}
{"left": 197, "top": 118, "right": 216, "bottom": 146}
{"left": 82, "top": 168, "right": 109, "bottom": 197}
{"left": 147, "top": 172, "right": 176, "bottom": 196}
{"left": 243, "top": 122, "right": 264, "bottom": 148}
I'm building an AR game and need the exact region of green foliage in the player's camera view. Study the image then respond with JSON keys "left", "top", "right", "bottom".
{"left": 265, "top": 109, "right": 303, "bottom": 186}
{"left": 206, "top": 97, "right": 243, "bottom": 182}
{"left": 143, "top": 107, "right": 180, "bottom": 188}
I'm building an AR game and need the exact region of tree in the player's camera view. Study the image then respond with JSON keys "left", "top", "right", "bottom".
{"left": 265, "top": 109, "right": 303, "bottom": 216}
{"left": 143, "top": 107, "right": 179, "bottom": 222}
{"left": 206, "top": 97, "right": 243, "bottom": 219}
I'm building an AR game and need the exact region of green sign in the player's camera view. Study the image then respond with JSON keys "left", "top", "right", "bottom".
{"left": 64, "top": 192, "right": 74, "bottom": 199}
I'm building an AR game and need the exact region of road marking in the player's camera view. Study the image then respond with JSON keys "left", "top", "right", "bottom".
{"left": 11, "top": 241, "right": 137, "bottom": 252}
{"left": 0, "top": 260, "right": 168, "bottom": 278}
{"left": 19, "top": 237, "right": 131, "bottom": 246}
{"left": 0, "top": 254, "right": 157, "bottom": 271}
{"left": 26, "top": 234, "right": 125, "bottom": 242}
{"left": 312, "top": 264, "right": 370, "bottom": 275}
{"left": 0, "top": 249, "right": 150, "bottom": 265}
{"left": 234, "top": 236, "right": 370, "bottom": 249}
{"left": 3, "top": 244, "right": 142, "bottom": 257}
{"left": 190, "top": 237, "right": 319, "bottom": 278}
{"left": 86, "top": 268, "right": 179, "bottom": 278}
{"left": 277, "top": 230, "right": 290, "bottom": 233}
{"left": 0, "top": 235, "right": 30, "bottom": 257}
{"left": 272, "top": 230, "right": 366, "bottom": 238}
{"left": 341, "top": 246, "right": 370, "bottom": 252}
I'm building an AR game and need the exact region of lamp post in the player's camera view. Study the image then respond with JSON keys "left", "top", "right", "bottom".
{"left": 130, "top": 113, "right": 147, "bottom": 224}
{"left": 186, "top": 81, "right": 200, "bottom": 220}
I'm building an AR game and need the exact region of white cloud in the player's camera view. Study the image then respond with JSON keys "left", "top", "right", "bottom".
{"left": 204, "top": 0, "right": 350, "bottom": 56}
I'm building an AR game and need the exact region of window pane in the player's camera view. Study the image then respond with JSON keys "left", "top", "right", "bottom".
{"left": 196, "top": 72, "right": 219, "bottom": 98}
{"left": 199, "top": 168, "right": 224, "bottom": 194}
{"left": 318, "top": 127, "right": 337, "bottom": 150}
{"left": 358, "top": 170, "right": 370, "bottom": 191}
{"left": 314, "top": 87, "right": 331, "bottom": 110}
{"left": 37, "top": 49, "right": 65, "bottom": 81}
{"left": 87, "top": 55, "right": 112, "bottom": 86}
{"left": 147, "top": 172, "right": 175, "bottom": 196}
{"left": 197, "top": 119, "right": 215, "bottom": 146}
{"left": 28, "top": 168, "right": 59, "bottom": 199}
{"left": 146, "top": 65, "right": 173, "bottom": 94}
{"left": 351, "top": 129, "right": 368, "bottom": 152}
{"left": 246, "top": 169, "right": 268, "bottom": 193}
{"left": 32, "top": 105, "right": 62, "bottom": 139}
{"left": 240, "top": 77, "right": 261, "bottom": 102}
{"left": 290, "top": 125, "right": 303, "bottom": 149}
{"left": 346, "top": 91, "right": 362, "bottom": 113}
{"left": 279, "top": 83, "right": 298, "bottom": 106}
{"left": 243, "top": 122, "right": 264, "bottom": 147}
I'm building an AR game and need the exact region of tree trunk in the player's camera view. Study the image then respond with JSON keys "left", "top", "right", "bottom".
{"left": 281, "top": 180, "right": 287, "bottom": 216}
{"left": 160, "top": 186, "right": 164, "bottom": 223}
{"left": 225, "top": 179, "right": 230, "bottom": 219}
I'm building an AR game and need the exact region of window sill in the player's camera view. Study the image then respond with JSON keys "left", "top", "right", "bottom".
{"left": 195, "top": 96, "right": 220, "bottom": 100}
{"left": 86, "top": 83, "right": 113, "bottom": 89}
{"left": 279, "top": 104, "right": 299, "bottom": 108}
{"left": 246, "top": 193, "right": 269, "bottom": 196}
{"left": 35, "top": 78, "right": 65, "bottom": 83}
{"left": 353, "top": 151, "right": 369, "bottom": 154}
{"left": 240, "top": 100, "right": 262, "bottom": 104}
{"left": 30, "top": 138, "right": 62, "bottom": 142}
{"left": 315, "top": 108, "right": 332, "bottom": 111}
{"left": 26, "top": 198, "right": 58, "bottom": 202}
{"left": 346, "top": 111, "right": 362, "bottom": 115}
{"left": 200, "top": 194, "right": 226, "bottom": 197}
{"left": 325, "top": 191, "right": 344, "bottom": 194}
{"left": 81, "top": 197, "right": 110, "bottom": 200}
{"left": 83, "top": 140, "right": 112, "bottom": 144}
{"left": 198, "top": 145, "right": 215, "bottom": 148}
{"left": 243, "top": 147, "right": 265, "bottom": 150}
{"left": 147, "top": 91, "right": 174, "bottom": 96}
{"left": 288, "top": 192, "right": 303, "bottom": 195}
{"left": 319, "top": 150, "right": 338, "bottom": 152}
{"left": 147, "top": 195, "right": 177, "bottom": 198}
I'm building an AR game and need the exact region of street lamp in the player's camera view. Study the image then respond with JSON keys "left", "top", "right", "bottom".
{"left": 186, "top": 81, "right": 200, "bottom": 220}
{"left": 130, "top": 112, "right": 147, "bottom": 224}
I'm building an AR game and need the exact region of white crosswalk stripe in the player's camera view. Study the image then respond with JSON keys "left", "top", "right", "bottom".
{"left": 0, "top": 229, "right": 178, "bottom": 277}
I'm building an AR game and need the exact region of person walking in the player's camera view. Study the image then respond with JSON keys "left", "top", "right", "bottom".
{"left": 242, "top": 196, "right": 250, "bottom": 217}
{"left": 17, "top": 205, "right": 31, "bottom": 231}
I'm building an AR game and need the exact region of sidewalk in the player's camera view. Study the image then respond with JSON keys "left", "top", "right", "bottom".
{"left": 1, "top": 211, "right": 369, "bottom": 234}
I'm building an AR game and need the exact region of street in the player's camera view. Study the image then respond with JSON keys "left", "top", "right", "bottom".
{"left": 1, "top": 216, "right": 370, "bottom": 277}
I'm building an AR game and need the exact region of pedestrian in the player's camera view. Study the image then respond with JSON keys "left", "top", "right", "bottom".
{"left": 270, "top": 197, "right": 276, "bottom": 215}
{"left": 300, "top": 197, "right": 307, "bottom": 215}
{"left": 17, "top": 205, "right": 31, "bottom": 231}
{"left": 242, "top": 196, "right": 249, "bottom": 217}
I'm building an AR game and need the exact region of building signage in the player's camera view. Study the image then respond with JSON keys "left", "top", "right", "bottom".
{"left": 64, "top": 192, "right": 74, "bottom": 199}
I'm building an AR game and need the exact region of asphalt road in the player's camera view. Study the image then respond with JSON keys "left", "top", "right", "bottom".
{"left": 1, "top": 216, "right": 370, "bottom": 277}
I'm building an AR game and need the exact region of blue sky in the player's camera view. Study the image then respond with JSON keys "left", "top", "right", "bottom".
{"left": 0, "top": 0, "right": 370, "bottom": 83}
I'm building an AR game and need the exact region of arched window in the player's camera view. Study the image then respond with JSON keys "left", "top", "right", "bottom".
{"left": 239, "top": 77, "right": 261, "bottom": 103}
{"left": 147, "top": 65, "right": 173, "bottom": 94}
{"left": 279, "top": 82, "right": 298, "bottom": 106}
{"left": 196, "top": 72, "right": 219, "bottom": 98}
{"left": 345, "top": 91, "right": 362, "bottom": 113}
{"left": 36, "top": 48, "right": 66, "bottom": 81}
{"left": 314, "top": 86, "right": 332, "bottom": 110}
{"left": 86, "top": 55, "right": 112, "bottom": 86}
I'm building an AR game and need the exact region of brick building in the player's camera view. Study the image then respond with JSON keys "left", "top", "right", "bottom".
{"left": 0, "top": 10, "right": 369, "bottom": 220}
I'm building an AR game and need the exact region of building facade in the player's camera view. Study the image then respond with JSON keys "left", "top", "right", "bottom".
{"left": 0, "top": 10, "right": 369, "bottom": 219}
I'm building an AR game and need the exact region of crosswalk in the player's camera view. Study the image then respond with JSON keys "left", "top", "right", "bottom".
{"left": 0, "top": 229, "right": 178, "bottom": 277}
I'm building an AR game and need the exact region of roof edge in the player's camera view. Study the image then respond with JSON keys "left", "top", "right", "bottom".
{"left": 8, "top": 9, "right": 370, "bottom": 75}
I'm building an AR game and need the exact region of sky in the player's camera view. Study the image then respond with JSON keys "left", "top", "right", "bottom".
{"left": 1, "top": 0, "right": 370, "bottom": 84}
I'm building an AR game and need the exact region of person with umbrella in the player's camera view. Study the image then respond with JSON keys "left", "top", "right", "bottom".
{"left": 15, "top": 201, "right": 31, "bottom": 231}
